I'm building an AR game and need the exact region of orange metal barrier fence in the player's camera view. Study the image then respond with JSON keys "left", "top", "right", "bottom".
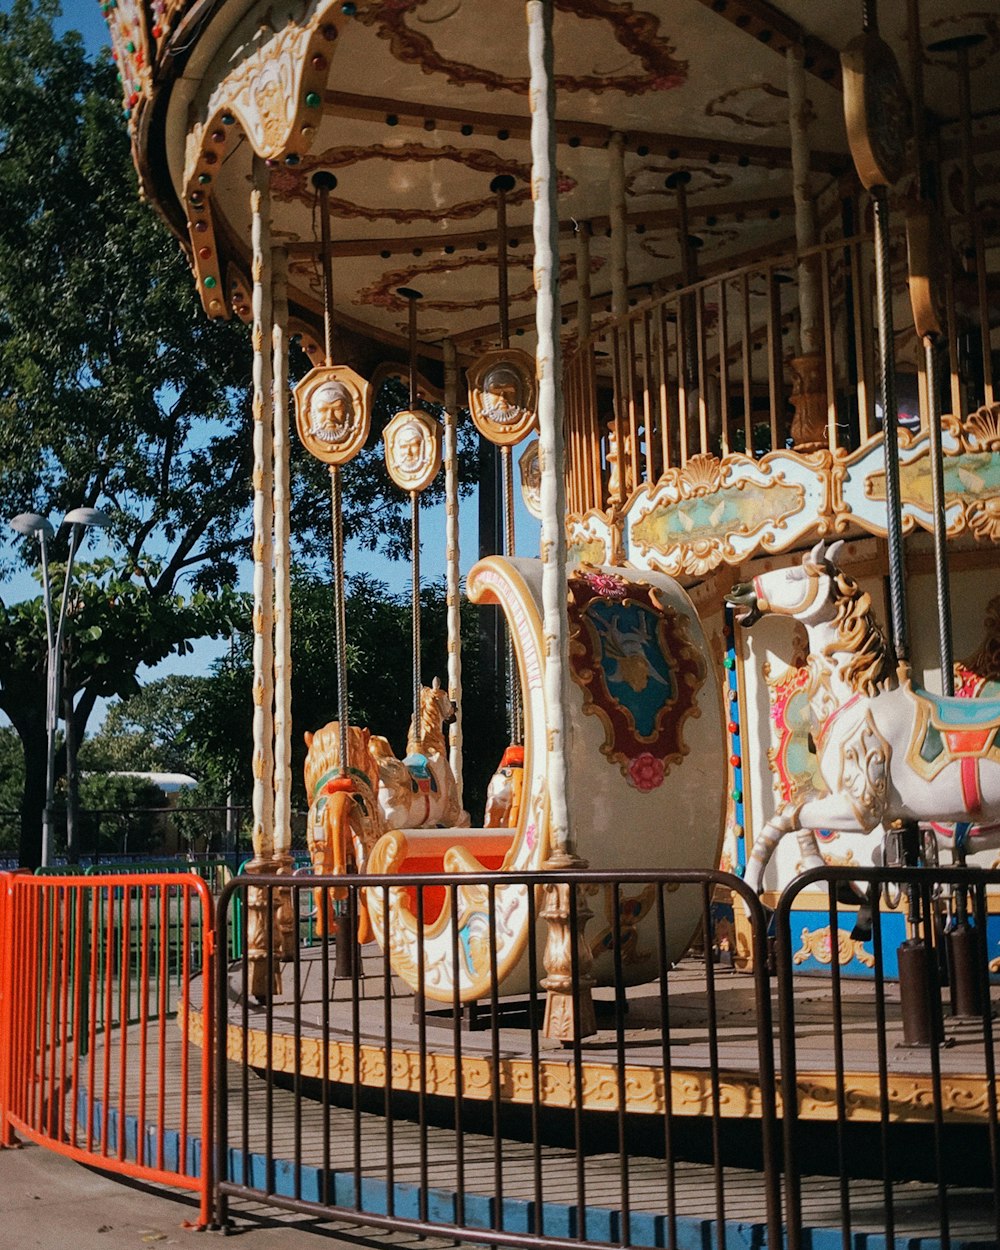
{"left": 0, "top": 872, "right": 214, "bottom": 1226}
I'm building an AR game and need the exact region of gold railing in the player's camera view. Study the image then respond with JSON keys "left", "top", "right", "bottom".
{"left": 564, "top": 221, "right": 996, "bottom": 517}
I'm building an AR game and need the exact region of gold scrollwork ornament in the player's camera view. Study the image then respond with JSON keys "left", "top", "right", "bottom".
{"left": 294, "top": 365, "right": 372, "bottom": 466}
{"left": 382, "top": 408, "right": 443, "bottom": 493}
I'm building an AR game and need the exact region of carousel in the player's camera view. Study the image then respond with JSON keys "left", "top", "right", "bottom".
{"left": 94, "top": 0, "right": 1000, "bottom": 1238}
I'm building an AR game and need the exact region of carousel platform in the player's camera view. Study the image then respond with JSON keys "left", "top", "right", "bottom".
{"left": 77, "top": 1000, "right": 999, "bottom": 1250}
{"left": 195, "top": 946, "right": 1000, "bottom": 1130}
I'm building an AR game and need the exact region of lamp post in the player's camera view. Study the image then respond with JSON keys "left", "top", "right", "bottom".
{"left": 8, "top": 506, "right": 111, "bottom": 867}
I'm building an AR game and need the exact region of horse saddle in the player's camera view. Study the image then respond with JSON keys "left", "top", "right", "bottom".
{"left": 907, "top": 688, "right": 1000, "bottom": 789}
{"left": 403, "top": 752, "right": 438, "bottom": 796}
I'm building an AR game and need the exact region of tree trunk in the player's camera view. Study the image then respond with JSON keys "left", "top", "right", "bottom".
{"left": 17, "top": 721, "right": 46, "bottom": 869}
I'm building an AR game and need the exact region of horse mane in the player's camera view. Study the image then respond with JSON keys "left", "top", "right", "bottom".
{"left": 821, "top": 569, "right": 897, "bottom": 696}
{"left": 961, "top": 595, "right": 1000, "bottom": 681}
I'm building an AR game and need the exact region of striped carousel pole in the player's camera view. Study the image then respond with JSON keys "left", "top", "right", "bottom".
{"left": 443, "top": 338, "right": 464, "bottom": 807}
{"left": 292, "top": 171, "right": 373, "bottom": 975}
{"left": 247, "top": 155, "right": 278, "bottom": 1000}
{"left": 909, "top": 5, "right": 981, "bottom": 1017}
{"left": 492, "top": 172, "right": 524, "bottom": 745}
{"left": 271, "top": 245, "right": 297, "bottom": 958}
{"left": 844, "top": 0, "right": 943, "bottom": 1046}
{"left": 527, "top": 0, "right": 596, "bottom": 1041}
{"left": 382, "top": 286, "right": 443, "bottom": 750}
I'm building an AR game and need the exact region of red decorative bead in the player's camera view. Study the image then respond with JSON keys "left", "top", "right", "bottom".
{"left": 728, "top": 721, "right": 739, "bottom": 734}
{"left": 128, "top": 92, "right": 139, "bottom": 107}
{"left": 203, "top": 151, "right": 218, "bottom": 165}
{"left": 152, "top": 24, "right": 161, "bottom": 37}
{"left": 730, "top": 754, "right": 741, "bottom": 768}
{"left": 193, "top": 220, "right": 208, "bottom": 232}
{"left": 311, "top": 54, "right": 327, "bottom": 70}
{"left": 211, "top": 130, "right": 225, "bottom": 144}
{"left": 198, "top": 247, "right": 212, "bottom": 260}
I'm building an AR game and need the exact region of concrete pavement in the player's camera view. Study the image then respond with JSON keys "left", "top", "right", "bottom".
{"left": 0, "top": 1142, "right": 463, "bottom": 1250}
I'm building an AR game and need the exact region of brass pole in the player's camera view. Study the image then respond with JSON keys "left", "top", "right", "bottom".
{"left": 928, "top": 33, "right": 992, "bottom": 406}
{"left": 398, "top": 286, "right": 425, "bottom": 737}
{"left": 312, "top": 170, "right": 350, "bottom": 774}
{"left": 490, "top": 173, "right": 522, "bottom": 743}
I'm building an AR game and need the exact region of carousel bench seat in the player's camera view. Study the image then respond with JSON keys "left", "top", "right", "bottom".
{"left": 381, "top": 827, "right": 515, "bottom": 923}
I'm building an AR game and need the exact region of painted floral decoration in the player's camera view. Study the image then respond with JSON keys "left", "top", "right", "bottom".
{"left": 627, "top": 752, "right": 666, "bottom": 792}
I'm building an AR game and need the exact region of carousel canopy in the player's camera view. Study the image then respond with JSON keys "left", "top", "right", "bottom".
{"left": 104, "top": 1, "right": 1000, "bottom": 364}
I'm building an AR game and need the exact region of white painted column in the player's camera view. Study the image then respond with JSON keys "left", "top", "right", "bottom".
{"left": 528, "top": 0, "right": 574, "bottom": 862}
{"left": 443, "top": 339, "right": 464, "bottom": 806}
{"left": 609, "top": 131, "right": 628, "bottom": 319}
{"left": 250, "top": 156, "right": 275, "bottom": 864}
{"left": 271, "top": 247, "right": 293, "bottom": 856}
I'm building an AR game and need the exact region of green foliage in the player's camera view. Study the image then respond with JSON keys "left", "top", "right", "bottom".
{"left": 0, "top": 727, "right": 24, "bottom": 854}
{"left": 0, "top": 4, "right": 485, "bottom": 863}
{"left": 0, "top": 557, "right": 241, "bottom": 710}
{"left": 80, "top": 673, "right": 224, "bottom": 776}
{"left": 76, "top": 771, "right": 169, "bottom": 856}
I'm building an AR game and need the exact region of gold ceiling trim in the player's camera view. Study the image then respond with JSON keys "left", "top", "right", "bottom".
{"left": 355, "top": 0, "right": 687, "bottom": 97}
{"left": 181, "top": 2, "right": 346, "bottom": 318}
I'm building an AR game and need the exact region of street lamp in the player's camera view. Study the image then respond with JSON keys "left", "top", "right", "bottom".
{"left": 8, "top": 507, "right": 111, "bottom": 866}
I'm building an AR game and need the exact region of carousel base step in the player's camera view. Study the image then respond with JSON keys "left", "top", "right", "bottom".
{"left": 76, "top": 1087, "right": 998, "bottom": 1250}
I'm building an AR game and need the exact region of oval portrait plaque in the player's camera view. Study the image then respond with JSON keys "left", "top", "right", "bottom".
{"left": 383, "top": 408, "right": 443, "bottom": 493}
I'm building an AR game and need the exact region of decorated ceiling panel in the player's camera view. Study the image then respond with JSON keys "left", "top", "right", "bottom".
{"left": 108, "top": 0, "right": 1000, "bottom": 358}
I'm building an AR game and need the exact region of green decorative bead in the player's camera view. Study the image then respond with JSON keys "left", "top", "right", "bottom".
{"left": 731, "top": 789, "right": 742, "bottom": 803}
{"left": 204, "top": 275, "right": 218, "bottom": 289}
{"left": 723, "top": 656, "right": 734, "bottom": 670}
{"left": 198, "top": 173, "right": 211, "bottom": 184}
{"left": 305, "top": 91, "right": 321, "bottom": 109}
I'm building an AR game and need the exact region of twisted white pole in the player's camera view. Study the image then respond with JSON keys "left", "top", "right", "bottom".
{"left": 272, "top": 247, "right": 292, "bottom": 854}
{"left": 443, "top": 339, "right": 464, "bottom": 804}
{"left": 250, "top": 155, "right": 275, "bottom": 863}
{"left": 528, "top": 0, "right": 575, "bottom": 861}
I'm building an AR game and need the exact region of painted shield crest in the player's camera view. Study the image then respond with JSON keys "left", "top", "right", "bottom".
{"left": 567, "top": 568, "right": 706, "bottom": 790}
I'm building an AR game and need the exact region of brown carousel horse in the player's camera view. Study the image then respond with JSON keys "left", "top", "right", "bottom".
{"left": 303, "top": 721, "right": 385, "bottom": 943}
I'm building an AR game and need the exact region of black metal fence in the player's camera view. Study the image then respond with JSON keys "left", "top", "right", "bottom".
{"left": 212, "top": 865, "right": 1000, "bottom": 1249}
{"left": 0, "top": 806, "right": 311, "bottom": 866}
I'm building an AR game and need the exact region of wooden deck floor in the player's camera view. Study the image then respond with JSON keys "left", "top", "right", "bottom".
{"left": 76, "top": 1013, "right": 1000, "bottom": 1247}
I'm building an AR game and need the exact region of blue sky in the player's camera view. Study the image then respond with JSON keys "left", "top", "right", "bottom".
{"left": 0, "top": 3, "right": 541, "bottom": 732}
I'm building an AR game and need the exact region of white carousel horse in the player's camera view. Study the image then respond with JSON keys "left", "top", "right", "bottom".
{"left": 368, "top": 678, "right": 470, "bottom": 830}
{"left": 303, "top": 721, "right": 385, "bottom": 942}
{"left": 726, "top": 540, "right": 1000, "bottom": 894}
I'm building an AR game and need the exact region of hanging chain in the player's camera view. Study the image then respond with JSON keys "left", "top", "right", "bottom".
{"left": 330, "top": 466, "right": 349, "bottom": 774}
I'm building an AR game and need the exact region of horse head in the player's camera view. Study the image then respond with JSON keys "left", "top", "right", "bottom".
{"left": 425, "top": 676, "right": 456, "bottom": 724}
{"left": 726, "top": 539, "right": 845, "bottom": 628}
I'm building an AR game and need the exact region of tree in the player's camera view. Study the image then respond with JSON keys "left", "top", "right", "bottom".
{"left": 0, "top": 4, "right": 481, "bottom": 864}
{"left": 0, "top": 557, "right": 240, "bottom": 857}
